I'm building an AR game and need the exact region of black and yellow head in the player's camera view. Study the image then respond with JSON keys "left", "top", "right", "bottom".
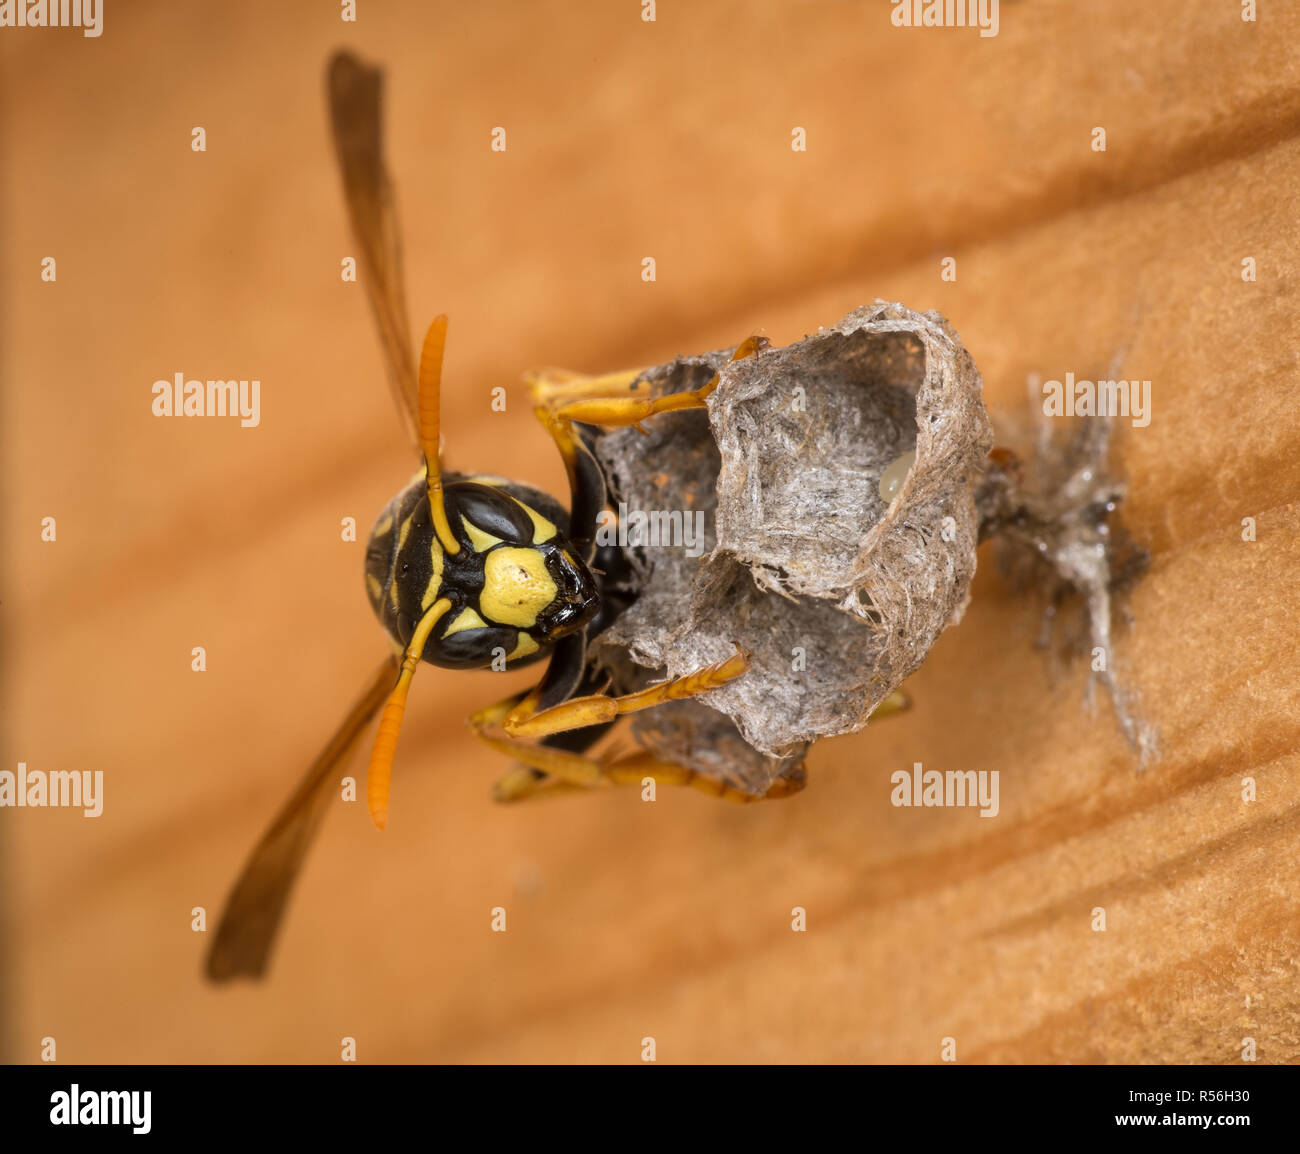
{"left": 365, "top": 472, "right": 600, "bottom": 670}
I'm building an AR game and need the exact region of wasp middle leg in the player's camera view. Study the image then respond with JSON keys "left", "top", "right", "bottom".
{"left": 491, "top": 748, "right": 806, "bottom": 805}
{"left": 469, "top": 648, "right": 748, "bottom": 746}
{"left": 468, "top": 649, "right": 752, "bottom": 784}
{"left": 506, "top": 647, "right": 749, "bottom": 739}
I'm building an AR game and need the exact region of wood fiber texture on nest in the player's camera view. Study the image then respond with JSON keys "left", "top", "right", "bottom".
{"left": 594, "top": 303, "right": 1073, "bottom": 793}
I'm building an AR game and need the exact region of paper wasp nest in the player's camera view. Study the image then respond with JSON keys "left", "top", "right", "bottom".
{"left": 588, "top": 302, "right": 994, "bottom": 795}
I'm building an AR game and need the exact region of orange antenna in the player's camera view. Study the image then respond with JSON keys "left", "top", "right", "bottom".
{"left": 366, "top": 597, "right": 453, "bottom": 828}
{"left": 418, "top": 315, "right": 460, "bottom": 555}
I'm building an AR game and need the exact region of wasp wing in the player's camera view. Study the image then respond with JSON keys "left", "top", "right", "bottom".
{"left": 328, "top": 50, "right": 421, "bottom": 453}
{"left": 206, "top": 656, "right": 398, "bottom": 982}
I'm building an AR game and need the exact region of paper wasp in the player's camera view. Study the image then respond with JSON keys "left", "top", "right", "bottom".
{"left": 205, "top": 51, "right": 790, "bottom": 982}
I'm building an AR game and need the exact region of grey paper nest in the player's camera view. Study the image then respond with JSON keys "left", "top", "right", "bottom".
{"left": 587, "top": 302, "right": 994, "bottom": 796}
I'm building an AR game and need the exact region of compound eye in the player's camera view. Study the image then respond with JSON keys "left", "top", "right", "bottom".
{"left": 446, "top": 483, "right": 534, "bottom": 547}
{"left": 430, "top": 621, "right": 520, "bottom": 670}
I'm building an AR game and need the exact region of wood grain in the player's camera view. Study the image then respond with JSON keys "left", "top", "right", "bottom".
{"left": 2, "top": 0, "right": 1297, "bottom": 1063}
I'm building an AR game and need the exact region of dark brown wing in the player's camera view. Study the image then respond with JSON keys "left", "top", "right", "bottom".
{"left": 328, "top": 51, "right": 420, "bottom": 452}
{"left": 205, "top": 656, "right": 398, "bottom": 982}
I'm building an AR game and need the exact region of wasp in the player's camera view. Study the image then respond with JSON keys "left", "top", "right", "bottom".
{"left": 205, "top": 52, "right": 795, "bottom": 982}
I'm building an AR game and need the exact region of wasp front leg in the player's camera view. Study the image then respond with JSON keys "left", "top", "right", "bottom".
{"left": 528, "top": 337, "right": 769, "bottom": 550}
{"left": 524, "top": 365, "right": 651, "bottom": 408}
{"left": 531, "top": 335, "right": 768, "bottom": 430}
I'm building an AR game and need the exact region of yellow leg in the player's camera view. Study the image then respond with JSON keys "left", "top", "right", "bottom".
{"left": 468, "top": 690, "right": 605, "bottom": 788}
{"left": 525, "top": 334, "right": 768, "bottom": 548}
{"left": 492, "top": 747, "right": 805, "bottom": 805}
{"left": 484, "top": 684, "right": 908, "bottom": 802}
{"left": 525, "top": 365, "right": 650, "bottom": 407}
{"left": 501, "top": 648, "right": 749, "bottom": 740}
{"left": 544, "top": 336, "right": 768, "bottom": 429}
{"left": 470, "top": 648, "right": 757, "bottom": 799}
{"left": 607, "top": 751, "right": 804, "bottom": 802}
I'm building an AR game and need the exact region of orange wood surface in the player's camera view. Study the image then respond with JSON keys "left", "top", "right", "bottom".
{"left": 2, "top": 1, "right": 1297, "bottom": 1063}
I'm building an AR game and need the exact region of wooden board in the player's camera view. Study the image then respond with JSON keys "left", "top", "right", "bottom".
{"left": 2, "top": 0, "right": 1297, "bottom": 1063}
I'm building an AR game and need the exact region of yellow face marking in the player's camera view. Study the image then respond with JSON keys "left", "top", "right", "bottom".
{"left": 507, "top": 632, "right": 540, "bottom": 661}
{"left": 420, "top": 536, "right": 446, "bottom": 610}
{"left": 443, "top": 606, "right": 488, "bottom": 636}
{"left": 520, "top": 502, "right": 557, "bottom": 544}
{"left": 389, "top": 510, "right": 417, "bottom": 610}
{"left": 464, "top": 521, "right": 505, "bottom": 553}
{"left": 366, "top": 573, "right": 383, "bottom": 604}
{"left": 480, "top": 547, "right": 558, "bottom": 628}
{"left": 373, "top": 513, "right": 393, "bottom": 536}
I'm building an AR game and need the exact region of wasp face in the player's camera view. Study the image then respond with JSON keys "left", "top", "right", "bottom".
{"left": 365, "top": 476, "right": 600, "bottom": 670}
{"left": 480, "top": 542, "right": 597, "bottom": 639}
